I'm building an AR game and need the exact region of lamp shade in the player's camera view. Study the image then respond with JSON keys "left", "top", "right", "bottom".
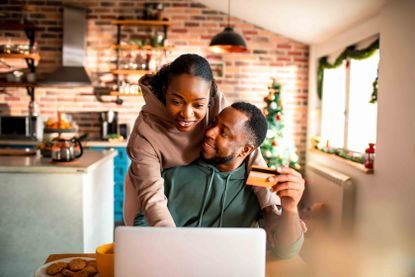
{"left": 208, "top": 26, "right": 248, "bottom": 53}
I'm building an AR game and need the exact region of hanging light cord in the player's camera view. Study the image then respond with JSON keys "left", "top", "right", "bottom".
{"left": 228, "top": 0, "right": 231, "bottom": 27}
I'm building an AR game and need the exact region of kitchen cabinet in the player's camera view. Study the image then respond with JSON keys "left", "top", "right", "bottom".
{"left": 0, "top": 150, "right": 116, "bottom": 276}
{"left": 89, "top": 145, "right": 130, "bottom": 224}
{"left": 0, "top": 140, "right": 130, "bottom": 225}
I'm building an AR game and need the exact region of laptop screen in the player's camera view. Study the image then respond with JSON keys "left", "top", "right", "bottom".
{"left": 115, "top": 227, "right": 266, "bottom": 277}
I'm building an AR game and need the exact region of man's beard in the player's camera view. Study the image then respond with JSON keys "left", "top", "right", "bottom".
{"left": 202, "top": 153, "right": 235, "bottom": 166}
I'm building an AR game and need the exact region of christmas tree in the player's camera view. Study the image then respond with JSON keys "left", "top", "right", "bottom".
{"left": 260, "top": 79, "right": 300, "bottom": 170}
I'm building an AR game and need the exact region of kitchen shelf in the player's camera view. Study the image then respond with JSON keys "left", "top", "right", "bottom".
{"left": 111, "top": 69, "right": 151, "bottom": 75}
{"left": 0, "top": 82, "right": 37, "bottom": 87}
{"left": 111, "top": 44, "right": 172, "bottom": 51}
{"left": 110, "top": 91, "right": 142, "bottom": 96}
{"left": 107, "top": 18, "right": 171, "bottom": 105}
{"left": 0, "top": 53, "right": 40, "bottom": 61}
{"left": 111, "top": 19, "right": 172, "bottom": 26}
{"left": 0, "top": 21, "right": 36, "bottom": 31}
{"left": 0, "top": 20, "right": 38, "bottom": 115}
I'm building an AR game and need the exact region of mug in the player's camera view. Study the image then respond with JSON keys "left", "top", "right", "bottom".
{"left": 96, "top": 243, "right": 114, "bottom": 277}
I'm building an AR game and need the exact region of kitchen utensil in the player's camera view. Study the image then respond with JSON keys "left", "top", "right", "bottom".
{"left": 51, "top": 137, "right": 83, "bottom": 162}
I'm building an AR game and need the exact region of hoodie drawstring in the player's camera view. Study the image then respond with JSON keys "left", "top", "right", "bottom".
{"left": 198, "top": 171, "right": 215, "bottom": 227}
{"left": 219, "top": 174, "right": 232, "bottom": 227}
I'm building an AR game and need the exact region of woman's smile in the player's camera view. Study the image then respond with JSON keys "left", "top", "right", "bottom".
{"left": 176, "top": 119, "right": 197, "bottom": 129}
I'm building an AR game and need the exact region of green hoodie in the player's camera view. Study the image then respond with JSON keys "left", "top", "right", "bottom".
{"left": 135, "top": 159, "right": 261, "bottom": 227}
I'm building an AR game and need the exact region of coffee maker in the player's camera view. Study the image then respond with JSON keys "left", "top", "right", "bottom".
{"left": 101, "top": 111, "right": 118, "bottom": 140}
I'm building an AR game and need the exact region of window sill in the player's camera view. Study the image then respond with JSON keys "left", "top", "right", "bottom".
{"left": 308, "top": 148, "right": 374, "bottom": 174}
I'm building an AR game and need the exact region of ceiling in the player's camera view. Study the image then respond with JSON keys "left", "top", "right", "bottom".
{"left": 197, "top": 0, "right": 393, "bottom": 44}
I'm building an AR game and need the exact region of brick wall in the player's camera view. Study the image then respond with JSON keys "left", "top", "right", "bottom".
{"left": 0, "top": 0, "right": 309, "bottom": 166}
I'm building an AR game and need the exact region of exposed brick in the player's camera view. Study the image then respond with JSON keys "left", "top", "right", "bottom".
{"left": 190, "top": 3, "right": 205, "bottom": 8}
{"left": 0, "top": 0, "right": 309, "bottom": 167}
{"left": 45, "top": 1, "right": 62, "bottom": 6}
{"left": 184, "top": 22, "right": 199, "bottom": 27}
{"left": 170, "top": 28, "right": 188, "bottom": 33}
{"left": 5, "top": 96, "right": 20, "bottom": 101}
{"left": 277, "top": 44, "right": 292, "bottom": 49}
{"left": 172, "top": 3, "right": 189, "bottom": 7}
{"left": 253, "top": 50, "right": 268, "bottom": 54}
{"left": 207, "top": 16, "right": 223, "bottom": 21}
{"left": 242, "top": 30, "right": 257, "bottom": 36}
{"left": 47, "top": 27, "right": 62, "bottom": 32}
{"left": 101, "top": 2, "right": 115, "bottom": 7}
{"left": 202, "top": 10, "right": 218, "bottom": 15}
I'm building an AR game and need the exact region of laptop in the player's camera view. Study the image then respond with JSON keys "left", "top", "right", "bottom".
{"left": 115, "top": 227, "right": 266, "bottom": 277}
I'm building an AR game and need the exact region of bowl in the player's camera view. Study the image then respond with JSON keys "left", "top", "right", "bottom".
{"left": 96, "top": 243, "right": 114, "bottom": 277}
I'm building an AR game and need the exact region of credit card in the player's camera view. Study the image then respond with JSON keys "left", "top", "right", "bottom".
{"left": 246, "top": 166, "right": 278, "bottom": 187}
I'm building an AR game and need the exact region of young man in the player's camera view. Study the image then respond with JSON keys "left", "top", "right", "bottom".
{"left": 135, "top": 102, "right": 305, "bottom": 258}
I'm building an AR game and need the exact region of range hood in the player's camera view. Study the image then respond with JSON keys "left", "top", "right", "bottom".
{"left": 40, "top": 6, "right": 91, "bottom": 86}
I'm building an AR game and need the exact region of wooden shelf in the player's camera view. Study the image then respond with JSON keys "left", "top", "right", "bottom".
{"left": 111, "top": 19, "right": 172, "bottom": 26}
{"left": 111, "top": 69, "right": 151, "bottom": 75}
{"left": 111, "top": 44, "right": 172, "bottom": 51}
{"left": 0, "top": 53, "right": 40, "bottom": 61}
{"left": 110, "top": 91, "right": 142, "bottom": 96}
{"left": 0, "top": 82, "right": 37, "bottom": 87}
{"left": 0, "top": 21, "right": 36, "bottom": 31}
{"left": 308, "top": 148, "right": 374, "bottom": 174}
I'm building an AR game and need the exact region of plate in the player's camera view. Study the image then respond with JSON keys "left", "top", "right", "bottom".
{"left": 34, "top": 257, "right": 98, "bottom": 277}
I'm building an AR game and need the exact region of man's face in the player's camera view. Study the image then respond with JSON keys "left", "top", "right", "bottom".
{"left": 202, "top": 107, "right": 250, "bottom": 167}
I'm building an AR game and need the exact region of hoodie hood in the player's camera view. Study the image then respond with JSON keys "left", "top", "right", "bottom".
{"left": 127, "top": 74, "right": 215, "bottom": 169}
{"left": 139, "top": 74, "right": 177, "bottom": 128}
{"left": 192, "top": 159, "right": 246, "bottom": 227}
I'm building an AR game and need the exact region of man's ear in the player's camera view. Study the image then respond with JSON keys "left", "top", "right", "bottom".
{"left": 239, "top": 144, "right": 255, "bottom": 159}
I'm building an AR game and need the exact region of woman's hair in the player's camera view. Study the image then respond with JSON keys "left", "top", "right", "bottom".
{"left": 149, "top": 54, "right": 217, "bottom": 105}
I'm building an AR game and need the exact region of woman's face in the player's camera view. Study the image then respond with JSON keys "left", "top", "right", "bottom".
{"left": 165, "top": 74, "right": 211, "bottom": 132}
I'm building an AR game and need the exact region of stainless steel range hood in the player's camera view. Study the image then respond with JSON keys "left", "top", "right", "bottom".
{"left": 40, "top": 6, "right": 91, "bottom": 86}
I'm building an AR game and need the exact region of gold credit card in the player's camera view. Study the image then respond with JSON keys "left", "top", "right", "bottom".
{"left": 246, "top": 166, "right": 278, "bottom": 188}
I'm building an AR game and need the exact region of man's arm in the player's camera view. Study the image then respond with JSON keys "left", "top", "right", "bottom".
{"left": 263, "top": 166, "right": 305, "bottom": 258}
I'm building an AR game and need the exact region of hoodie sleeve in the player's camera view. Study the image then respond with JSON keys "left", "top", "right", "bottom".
{"left": 263, "top": 206, "right": 304, "bottom": 259}
{"left": 124, "top": 133, "right": 176, "bottom": 227}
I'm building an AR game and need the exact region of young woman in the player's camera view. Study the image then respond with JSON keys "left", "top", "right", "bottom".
{"left": 124, "top": 54, "right": 278, "bottom": 226}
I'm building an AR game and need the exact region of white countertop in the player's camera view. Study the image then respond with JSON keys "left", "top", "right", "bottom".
{"left": 0, "top": 140, "right": 128, "bottom": 147}
{"left": 0, "top": 149, "right": 117, "bottom": 174}
{"left": 83, "top": 140, "right": 128, "bottom": 147}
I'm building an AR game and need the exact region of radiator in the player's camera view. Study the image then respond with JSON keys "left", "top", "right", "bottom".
{"left": 304, "top": 162, "right": 355, "bottom": 235}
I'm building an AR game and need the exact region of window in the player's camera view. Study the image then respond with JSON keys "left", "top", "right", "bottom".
{"left": 320, "top": 49, "right": 379, "bottom": 154}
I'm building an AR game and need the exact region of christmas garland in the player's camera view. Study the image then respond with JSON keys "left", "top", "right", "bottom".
{"left": 318, "top": 147, "right": 365, "bottom": 164}
{"left": 317, "top": 39, "right": 379, "bottom": 101}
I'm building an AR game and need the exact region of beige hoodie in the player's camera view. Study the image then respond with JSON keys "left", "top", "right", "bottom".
{"left": 123, "top": 74, "right": 280, "bottom": 226}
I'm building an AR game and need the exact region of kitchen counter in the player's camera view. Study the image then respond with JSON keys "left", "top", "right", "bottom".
{"left": 0, "top": 149, "right": 116, "bottom": 276}
{"left": 0, "top": 149, "right": 117, "bottom": 173}
{"left": 0, "top": 139, "right": 128, "bottom": 147}
{"left": 83, "top": 140, "right": 128, "bottom": 147}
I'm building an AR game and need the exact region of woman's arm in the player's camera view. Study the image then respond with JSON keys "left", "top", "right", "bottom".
{"left": 124, "top": 134, "right": 176, "bottom": 227}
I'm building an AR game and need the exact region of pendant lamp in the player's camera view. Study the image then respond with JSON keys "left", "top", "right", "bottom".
{"left": 208, "top": 0, "right": 248, "bottom": 53}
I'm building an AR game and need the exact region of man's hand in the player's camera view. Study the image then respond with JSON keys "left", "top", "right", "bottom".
{"left": 267, "top": 167, "right": 305, "bottom": 213}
